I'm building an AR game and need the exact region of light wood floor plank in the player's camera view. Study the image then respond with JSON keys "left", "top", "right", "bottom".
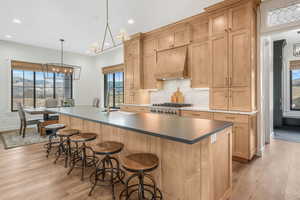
{"left": 0, "top": 139, "right": 300, "bottom": 199}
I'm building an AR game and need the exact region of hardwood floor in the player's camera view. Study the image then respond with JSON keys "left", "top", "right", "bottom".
{"left": 0, "top": 139, "right": 300, "bottom": 200}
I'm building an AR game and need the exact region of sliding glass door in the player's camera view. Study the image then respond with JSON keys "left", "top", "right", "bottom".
{"left": 104, "top": 71, "right": 124, "bottom": 108}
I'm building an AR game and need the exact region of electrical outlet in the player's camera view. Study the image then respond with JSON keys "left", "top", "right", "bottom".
{"left": 210, "top": 134, "right": 217, "bottom": 144}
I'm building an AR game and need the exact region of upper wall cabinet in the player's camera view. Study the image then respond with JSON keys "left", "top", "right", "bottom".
{"left": 229, "top": 30, "right": 251, "bottom": 87}
{"left": 156, "top": 23, "right": 191, "bottom": 51}
{"left": 142, "top": 36, "right": 163, "bottom": 89}
{"left": 209, "top": 11, "right": 228, "bottom": 37}
{"left": 124, "top": 34, "right": 143, "bottom": 91}
{"left": 228, "top": 4, "right": 251, "bottom": 32}
{"left": 210, "top": 34, "right": 228, "bottom": 88}
{"left": 190, "top": 17, "right": 209, "bottom": 43}
{"left": 189, "top": 41, "right": 210, "bottom": 88}
{"left": 143, "top": 37, "right": 157, "bottom": 56}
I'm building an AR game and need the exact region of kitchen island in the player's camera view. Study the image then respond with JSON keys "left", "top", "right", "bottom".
{"left": 48, "top": 106, "right": 233, "bottom": 200}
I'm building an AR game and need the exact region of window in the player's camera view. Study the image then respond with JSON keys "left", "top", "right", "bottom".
{"left": 268, "top": 4, "right": 300, "bottom": 27}
{"left": 104, "top": 71, "right": 124, "bottom": 108}
{"left": 290, "top": 69, "right": 300, "bottom": 110}
{"left": 11, "top": 69, "right": 72, "bottom": 111}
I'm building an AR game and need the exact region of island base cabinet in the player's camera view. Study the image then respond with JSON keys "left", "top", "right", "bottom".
{"left": 59, "top": 114, "right": 232, "bottom": 200}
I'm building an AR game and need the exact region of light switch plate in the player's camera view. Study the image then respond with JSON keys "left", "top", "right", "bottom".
{"left": 210, "top": 134, "right": 217, "bottom": 144}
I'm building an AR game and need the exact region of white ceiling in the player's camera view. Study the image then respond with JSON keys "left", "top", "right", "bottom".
{"left": 0, "top": 0, "right": 222, "bottom": 55}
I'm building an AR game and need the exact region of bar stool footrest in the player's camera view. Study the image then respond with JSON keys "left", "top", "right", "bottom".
{"left": 90, "top": 168, "right": 125, "bottom": 186}
{"left": 119, "top": 183, "right": 163, "bottom": 200}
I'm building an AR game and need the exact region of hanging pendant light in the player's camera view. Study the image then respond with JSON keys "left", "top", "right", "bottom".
{"left": 91, "top": 0, "right": 129, "bottom": 54}
{"left": 44, "top": 39, "right": 81, "bottom": 80}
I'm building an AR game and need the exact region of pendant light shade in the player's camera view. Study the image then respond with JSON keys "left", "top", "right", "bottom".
{"left": 44, "top": 39, "right": 81, "bottom": 80}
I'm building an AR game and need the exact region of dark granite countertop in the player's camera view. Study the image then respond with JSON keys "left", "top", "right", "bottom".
{"left": 47, "top": 106, "right": 233, "bottom": 144}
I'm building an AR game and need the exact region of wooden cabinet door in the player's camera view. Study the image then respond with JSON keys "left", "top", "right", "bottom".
{"left": 190, "top": 19, "right": 209, "bottom": 43}
{"left": 125, "top": 58, "right": 134, "bottom": 90}
{"left": 173, "top": 24, "right": 191, "bottom": 47}
{"left": 189, "top": 41, "right": 210, "bottom": 88}
{"left": 232, "top": 123, "right": 249, "bottom": 159}
{"left": 143, "top": 37, "right": 157, "bottom": 56}
{"left": 209, "top": 11, "right": 228, "bottom": 37}
{"left": 157, "top": 30, "right": 174, "bottom": 51}
{"left": 229, "top": 30, "right": 251, "bottom": 87}
{"left": 229, "top": 4, "right": 250, "bottom": 32}
{"left": 143, "top": 54, "right": 157, "bottom": 89}
{"left": 132, "top": 57, "right": 141, "bottom": 89}
{"left": 229, "top": 87, "right": 251, "bottom": 111}
{"left": 210, "top": 88, "right": 229, "bottom": 110}
{"left": 210, "top": 34, "right": 229, "bottom": 88}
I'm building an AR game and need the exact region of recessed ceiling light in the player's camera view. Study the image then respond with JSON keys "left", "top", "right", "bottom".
{"left": 5, "top": 34, "right": 12, "bottom": 39}
{"left": 128, "top": 19, "right": 135, "bottom": 24}
{"left": 13, "top": 18, "right": 22, "bottom": 24}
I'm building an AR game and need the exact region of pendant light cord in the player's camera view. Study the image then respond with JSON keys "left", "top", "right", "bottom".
{"left": 60, "top": 39, "right": 64, "bottom": 67}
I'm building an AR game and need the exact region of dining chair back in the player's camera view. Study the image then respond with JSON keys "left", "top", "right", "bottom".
{"left": 92, "top": 98, "right": 100, "bottom": 108}
{"left": 45, "top": 98, "right": 58, "bottom": 108}
{"left": 16, "top": 103, "right": 42, "bottom": 138}
{"left": 17, "top": 103, "right": 26, "bottom": 123}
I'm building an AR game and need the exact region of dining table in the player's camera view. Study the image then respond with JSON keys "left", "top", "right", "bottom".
{"left": 23, "top": 107, "right": 57, "bottom": 120}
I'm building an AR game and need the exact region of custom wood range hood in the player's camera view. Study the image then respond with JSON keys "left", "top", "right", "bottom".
{"left": 155, "top": 45, "right": 188, "bottom": 80}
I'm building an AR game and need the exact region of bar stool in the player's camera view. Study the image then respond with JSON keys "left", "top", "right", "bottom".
{"left": 67, "top": 132, "right": 97, "bottom": 181}
{"left": 54, "top": 129, "right": 80, "bottom": 168}
{"left": 44, "top": 124, "right": 66, "bottom": 158}
{"left": 119, "top": 153, "right": 163, "bottom": 200}
{"left": 88, "top": 141, "right": 125, "bottom": 199}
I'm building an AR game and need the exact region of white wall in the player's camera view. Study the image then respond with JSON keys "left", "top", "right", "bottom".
{"left": 94, "top": 47, "right": 124, "bottom": 107}
{"left": 0, "top": 40, "right": 99, "bottom": 113}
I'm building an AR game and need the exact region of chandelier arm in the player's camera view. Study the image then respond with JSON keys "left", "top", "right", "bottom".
{"left": 107, "top": 24, "right": 116, "bottom": 46}
{"left": 101, "top": 23, "right": 109, "bottom": 51}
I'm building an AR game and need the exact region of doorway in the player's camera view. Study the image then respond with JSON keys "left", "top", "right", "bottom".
{"left": 269, "top": 29, "right": 300, "bottom": 142}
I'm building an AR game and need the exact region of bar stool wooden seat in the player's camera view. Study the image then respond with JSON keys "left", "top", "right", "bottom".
{"left": 89, "top": 141, "right": 125, "bottom": 199}
{"left": 44, "top": 123, "right": 65, "bottom": 158}
{"left": 120, "top": 153, "right": 163, "bottom": 200}
{"left": 67, "top": 132, "right": 97, "bottom": 181}
{"left": 54, "top": 129, "right": 80, "bottom": 168}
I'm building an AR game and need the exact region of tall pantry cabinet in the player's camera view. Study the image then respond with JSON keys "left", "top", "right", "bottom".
{"left": 209, "top": 1, "right": 257, "bottom": 112}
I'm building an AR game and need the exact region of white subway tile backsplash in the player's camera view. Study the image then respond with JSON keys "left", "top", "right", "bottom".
{"left": 149, "top": 79, "right": 209, "bottom": 107}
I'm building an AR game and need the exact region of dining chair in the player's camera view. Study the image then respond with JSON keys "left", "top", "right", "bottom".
{"left": 45, "top": 98, "right": 58, "bottom": 108}
{"left": 45, "top": 98, "right": 59, "bottom": 120}
{"left": 17, "top": 103, "right": 42, "bottom": 138}
{"left": 92, "top": 98, "right": 100, "bottom": 108}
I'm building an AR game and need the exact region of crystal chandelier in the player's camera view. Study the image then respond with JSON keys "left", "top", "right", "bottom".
{"left": 44, "top": 39, "right": 81, "bottom": 80}
{"left": 91, "top": 0, "right": 129, "bottom": 54}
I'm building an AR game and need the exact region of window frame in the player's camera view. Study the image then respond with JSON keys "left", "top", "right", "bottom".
{"left": 290, "top": 69, "right": 300, "bottom": 111}
{"left": 11, "top": 69, "right": 73, "bottom": 111}
{"left": 104, "top": 71, "right": 124, "bottom": 109}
